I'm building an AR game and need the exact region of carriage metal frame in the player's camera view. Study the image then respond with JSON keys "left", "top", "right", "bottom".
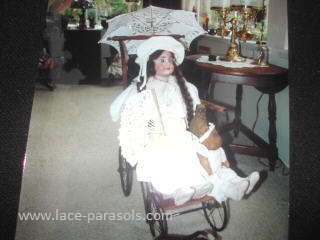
{"left": 118, "top": 144, "right": 229, "bottom": 239}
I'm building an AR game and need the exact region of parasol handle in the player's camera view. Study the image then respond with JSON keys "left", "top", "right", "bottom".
{"left": 151, "top": 89, "right": 165, "bottom": 136}
{"left": 151, "top": 6, "right": 154, "bottom": 35}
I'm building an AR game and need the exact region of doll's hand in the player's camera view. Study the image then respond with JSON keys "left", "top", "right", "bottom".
{"left": 147, "top": 119, "right": 164, "bottom": 140}
{"left": 197, "top": 153, "right": 213, "bottom": 176}
{"left": 222, "top": 160, "right": 230, "bottom": 168}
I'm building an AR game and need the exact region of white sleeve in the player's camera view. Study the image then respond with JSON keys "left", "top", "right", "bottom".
{"left": 109, "top": 83, "right": 138, "bottom": 122}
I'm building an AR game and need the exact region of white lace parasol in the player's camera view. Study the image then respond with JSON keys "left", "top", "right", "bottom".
{"left": 99, "top": 5, "right": 206, "bottom": 54}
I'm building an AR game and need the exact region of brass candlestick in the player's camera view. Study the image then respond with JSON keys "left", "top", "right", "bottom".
{"left": 235, "top": 6, "right": 261, "bottom": 42}
{"left": 211, "top": 7, "right": 230, "bottom": 38}
{"left": 236, "top": 8, "right": 254, "bottom": 41}
{"left": 219, "top": 18, "right": 246, "bottom": 62}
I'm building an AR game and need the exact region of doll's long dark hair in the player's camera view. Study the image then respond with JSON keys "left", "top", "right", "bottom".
{"left": 137, "top": 50, "right": 194, "bottom": 125}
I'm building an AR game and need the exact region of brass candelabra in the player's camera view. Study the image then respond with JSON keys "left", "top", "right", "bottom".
{"left": 219, "top": 18, "right": 246, "bottom": 62}
{"left": 211, "top": 4, "right": 264, "bottom": 62}
{"left": 211, "top": 7, "right": 245, "bottom": 62}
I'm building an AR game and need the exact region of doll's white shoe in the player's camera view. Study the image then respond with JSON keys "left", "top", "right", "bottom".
{"left": 246, "top": 171, "right": 260, "bottom": 195}
{"left": 225, "top": 179, "right": 249, "bottom": 201}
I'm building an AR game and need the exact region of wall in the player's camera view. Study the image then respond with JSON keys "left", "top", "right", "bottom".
{"left": 195, "top": 0, "right": 289, "bottom": 167}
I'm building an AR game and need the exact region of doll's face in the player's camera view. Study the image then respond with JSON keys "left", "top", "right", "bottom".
{"left": 153, "top": 51, "right": 175, "bottom": 78}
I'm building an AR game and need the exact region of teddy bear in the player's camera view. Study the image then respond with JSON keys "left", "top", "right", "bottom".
{"left": 189, "top": 104, "right": 230, "bottom": 175}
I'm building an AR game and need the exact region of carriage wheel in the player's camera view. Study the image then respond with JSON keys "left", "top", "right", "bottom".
{"left": 118, "top": 147, "right": 133, "bottom": 196}
{"left": 146, "top": 193, "right": 168, "bottom": 238}
{"left": 203, "top": 200, "right": 228, "bottom": 232}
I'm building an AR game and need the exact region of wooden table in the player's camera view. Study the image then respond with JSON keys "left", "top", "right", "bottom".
{"left": 184, "top": 54, "right": 288, "bottom": 171}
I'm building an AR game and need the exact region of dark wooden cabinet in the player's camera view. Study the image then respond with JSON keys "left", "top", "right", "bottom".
{"left": 143, "top": 0, "right": 181, "bottom": 9}
{"left": 64, "top": 29, "right": 102, "bottom": 84}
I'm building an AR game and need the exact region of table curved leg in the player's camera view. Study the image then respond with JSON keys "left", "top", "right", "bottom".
{"left": 268, "top": 93, "right": 278, "bottom": 171}
{"left": 234, "top": 84, "right": 242, "bottom": 137}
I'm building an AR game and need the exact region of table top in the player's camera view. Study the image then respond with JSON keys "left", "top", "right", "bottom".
{"left": 185, "top": 54, "right": 288, "bottom": 93}
{"left": 185, "top": 54, "right": 287, "bottom": 76}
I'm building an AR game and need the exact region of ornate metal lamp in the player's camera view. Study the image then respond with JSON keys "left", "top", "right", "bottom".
{"left": 71, "top": 0, "right": 94, "bottom": 30}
